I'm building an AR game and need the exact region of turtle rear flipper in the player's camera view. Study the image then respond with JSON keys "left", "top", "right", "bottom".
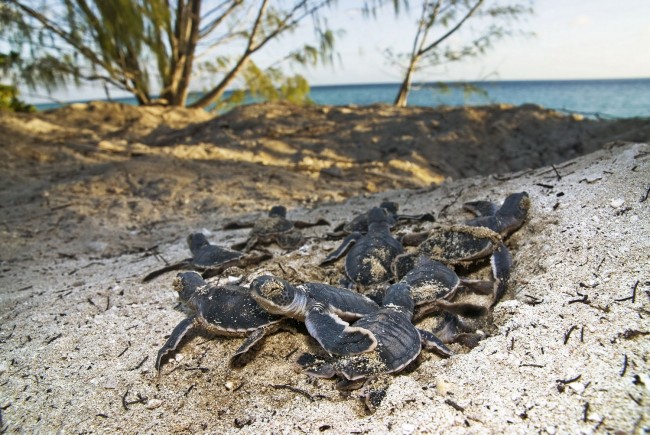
{"left": 305, "top": 303, "right": 377, "bottom": 355}
{"left": 434, "top": 313, "right": 484, "bottom": 348}
{"left": 320, "top": 232, "right": 361, "bottom": 264}
{"left": 361, "top": 375, "right": 391, "bottom": 413}
{"left": 142, "top": 259, "right": 192, "bottom": 283}
{"left": 294, "top": 353, "right": 337, "bottom": 378}
{"left": 156, "top": 316, "right": 196, "bottom": 371}
{"left": 459, "top": 278, "right": 495, "bottom": 295}
{"left": 418, "top": 329, "right": 454, "bottom": 357}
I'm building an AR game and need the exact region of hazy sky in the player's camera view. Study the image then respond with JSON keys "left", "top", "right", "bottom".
{"left": 23, "top": 0, "right": 650, "bottom": 103}
{"left": 286, "top": 0, "right": 650, "bottom": 85}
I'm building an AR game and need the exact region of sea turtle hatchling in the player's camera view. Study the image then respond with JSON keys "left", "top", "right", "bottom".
{"left": 295, "top": 282, "right": 452, "bottom": 412}
{"left": 393, "top": 254, "right": 489, "bottom": 321}
{"left": 321, "top": 207, "right": 403, "bottom": 289}
{"left": 224, "top": 205, "right": 329, "bottom": 252}
{"left": 328, "top": 201, "right": 434, "bottom": 238}
{"left": 250, "top": 275, "right": 380, "bottom": 321}
{"left": 250, "top": 275, "right": 381, "bottom": 355}
{"left": 402, "top": 192, "right": 529, "bottom": 262}
{"left": 156, "top": 272, "right": 283, "bottom": 371}
{"left": 402, "top": 192, "right": 529, "bottom": 304}
{"left": 464, "top": 191, "right": 530, "bottom": 237}
{"left": 142, "top": 233, "right": 269, "bottom": 282}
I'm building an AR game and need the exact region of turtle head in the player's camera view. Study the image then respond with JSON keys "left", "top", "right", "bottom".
{"left": 268, "top": 205, "right": 287, "bottom": 218}
{"left": 173, "top": 271, "right": 207, "bottom": 302}
{"left": 367, "top": 207, "right": 392, "bottom": 230}
{"left": 187, "top": 233, "right": 210, "bottom": 256}
{"left": 382, "top": 282, "right": 414, "bottom": 317}
{"left": 250, "top": 275, "right": 306, "bottom": 318}
{"left": 379, "top": 201, "right": 399, "bottom": 216}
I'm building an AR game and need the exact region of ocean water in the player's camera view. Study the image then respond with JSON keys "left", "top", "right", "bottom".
{"left": 35, "top": 78, "right": 650, "bottom": 119}
{"left": 309, "top": 79, "right": 650, "bottom": 119}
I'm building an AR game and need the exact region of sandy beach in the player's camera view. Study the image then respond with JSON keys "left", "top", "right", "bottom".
{"left": 0, "top": 101, "right": 648, "bottom": 433}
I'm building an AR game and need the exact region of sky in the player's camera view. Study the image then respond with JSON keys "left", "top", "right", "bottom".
{"left": 18, "top": 0, "right": 650, "bottom": 103}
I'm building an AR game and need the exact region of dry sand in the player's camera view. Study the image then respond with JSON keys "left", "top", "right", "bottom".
{"left": 0, "top": 102, "right": 648, "bottom": 433}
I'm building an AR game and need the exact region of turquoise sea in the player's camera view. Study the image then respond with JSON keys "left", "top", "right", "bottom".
{"left": 36, "top": 78, "right": 650, "bottom": 119}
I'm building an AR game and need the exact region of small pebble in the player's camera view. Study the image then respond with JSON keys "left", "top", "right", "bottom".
{"left": 568, "top": 382, "right": 585, "bottom": 394}
{"left": 402, "top": 423, "right": 416, "bottom": 434}
{"left": 103, "top": 377, "right": 118, "bottom": 389}
{"left": 225, "top": 381, "right": 235, "bottom": 390}
{"left": 610, "top": 198, "right": 624, "bottom": 208}
{"left": 174, "top": 353, "right": 184, "bottom": 362}
{"left": 145, "top": 399, "right": 162, "bottom": 410}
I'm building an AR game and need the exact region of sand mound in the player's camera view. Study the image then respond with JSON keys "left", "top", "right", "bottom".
{"left": 0, "top": 102, "right": 648, "bottom": 432}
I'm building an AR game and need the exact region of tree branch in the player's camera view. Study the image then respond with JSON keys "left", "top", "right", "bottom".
{"left": 419, "top": 0, "right": 485, "bottom": 56}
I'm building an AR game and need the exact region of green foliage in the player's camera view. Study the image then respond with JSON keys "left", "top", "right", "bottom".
{"left": 391, "top": 0, "right": 533, "bottom": 107}
{"left": 1, "top": 0, "right": 336, "bottom": 108}
{"left": 216, "top": 60, "right": 311, "bottom": 112}
{"left": 0, "top": 83, "right": 35, "bottom": 112}
{"left": 422, "top": 81, "right": 488, "bottom": 99}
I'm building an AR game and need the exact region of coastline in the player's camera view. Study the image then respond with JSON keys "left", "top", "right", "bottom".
{"left": 30, "top": 78, "right": 650, "bottom": 119}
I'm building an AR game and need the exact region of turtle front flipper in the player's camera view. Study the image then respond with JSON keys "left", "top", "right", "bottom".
{"left": 490, "top": 243, "right": 512, "bottom": 305}
{"left": 156, "top": 316, "right": 196, "bottom": 371}
{"left": 463, "top": 200, "right": 498, "bottom": 217}
{"left": 294, "top": 353, "right": 337, "bottom": 378}
{"left": 320, "top": 232, "right": 361, "bottom": 264}
{"left": 142, "top": 259, "right": 192, "bottom": 283}
{"left": 396, "top": 211, "right": 436, "bottom": 223}
{"left": 222, "top": 220, "right": 254, "bottom": 230}
{"left": 417, "top": 329, "right": 454, "bottom": 357}
{"left": 494, "top": 192, "right": 530, "bottom": 236}
{"left": 434, "top": 299, "right": 487, "bottom": 318}
{"left": 305, "top": 302, "right": 377, "bottom": 355}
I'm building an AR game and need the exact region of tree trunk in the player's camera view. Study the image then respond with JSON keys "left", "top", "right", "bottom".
{"left": 394, "top": 56, "right": 419, "bottom": 108}
{"left": 175, "top": 0, "right": 201, "bottom": 106}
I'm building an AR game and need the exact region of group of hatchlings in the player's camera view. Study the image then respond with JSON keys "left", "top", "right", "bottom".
{"left": 145, "top": 192, "right": 530, "bottom": 411}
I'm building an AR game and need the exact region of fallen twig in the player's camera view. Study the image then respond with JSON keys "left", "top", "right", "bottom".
{"left": 130, "top": 356, "right": 149, "bottom": 371}
{"left": 620, "top": 354, "right": 628, "bottom": 377}
{"left": 45, "top": 333, "right": 62, "bottom": 344}
{"left": 564, "top": 325, "right": 577, "bottom": 344}
{"left": 270, "top": 384, "right": 326, "bottom": 402}
{"left": 615, "top": 280, "right": 639, "bottom": 303}
{"left": 568, "top": 293, "right": 589, "bottom": 304}
{"left": 444, "top": 398, "right": 465, "bottom": 412}
{"left": 557, "top": 374, "right": 582, "bottom": 384}
{"left": 640, "top": 186, "right": 650, "bottom": 203}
